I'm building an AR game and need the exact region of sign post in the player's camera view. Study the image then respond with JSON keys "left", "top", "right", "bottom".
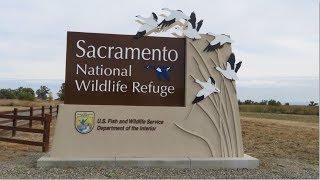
{"left": 38, "top": 9, "right": 258, "bottom": 169}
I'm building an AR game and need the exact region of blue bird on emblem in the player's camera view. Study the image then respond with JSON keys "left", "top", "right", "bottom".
{"left": 144, "top": 65, "right": 173, "bottom": 81}
{"left": 79, "top": 119, "right": 87, "bottom": 125}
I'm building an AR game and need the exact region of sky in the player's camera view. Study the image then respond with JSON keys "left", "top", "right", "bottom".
{"left": 0, "top": 0, "right": 319, "bottom": 104}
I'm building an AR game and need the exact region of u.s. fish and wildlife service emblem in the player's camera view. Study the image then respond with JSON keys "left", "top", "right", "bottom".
{"left": 75, "top": 111, "right": 95, "bottom": 134}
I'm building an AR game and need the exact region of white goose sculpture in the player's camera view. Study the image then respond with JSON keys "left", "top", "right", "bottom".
{"left": 192, "top": 77, "right": 220, "bottom": 104}
{"left": 215, "top": 53, "right": 242, "bottom": 81}
{"left": 158, "top": 8, "right": 189, "bottom": 29}
{"left": 134, "top": 12, "right": 158, "bottom": 39}
{"left": 176, "top": 12, "right": 203, "bottom": 40}
{"left": 204, "top": 33, "right": 234, "bottom": 52}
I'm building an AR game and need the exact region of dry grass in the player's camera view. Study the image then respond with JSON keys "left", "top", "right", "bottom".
{"left": 0, "top": 120, "right": 56, "bottom": 160}
{"left": 0, "top": 106, "right": 30, "bottom": 111}
{"left": 241, "top": 113, "right": 319, "bottom": 166}
{"left": 0, "top": 99, "right": 62, "bottom": 108}
{"left": 240, "top": 112, "right": 319, "bottom": 123}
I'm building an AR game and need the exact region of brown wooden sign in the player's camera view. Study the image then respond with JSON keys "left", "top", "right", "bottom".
{"left": 65, "top": 32, "right": 186, "bottom": 106}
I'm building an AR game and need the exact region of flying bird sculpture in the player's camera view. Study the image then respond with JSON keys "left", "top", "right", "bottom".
{"left": 158, "top": 8, "right": 189, "bottom": 29}
{"left": 192, "top": 77, "right": 220, "bottom": 104}
{"left": 175, "top": 12, "right": 203, "bottom": 40}
{"left": 204, "top": 33, "right": 234, "bottom": 52}
{"left": 134, "top": 12, "right": 158, "bottom": 39}
{"left": 144, "top": 65, "right": 173, "bottom": 81}
{"left": 215, "top": 53, "right": 242, "bottom": 81}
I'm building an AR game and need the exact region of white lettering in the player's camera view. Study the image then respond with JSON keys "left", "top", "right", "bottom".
{"left": 141, "top": 48, "right": 151, "bottom": 60}
{"left": 76, "top": 40, "right": 86, "bottom": 58}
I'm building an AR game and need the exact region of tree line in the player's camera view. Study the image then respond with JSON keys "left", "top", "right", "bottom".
{"left": 238, "top": 99, "right": 318, "bottom": 106}
{"left": 0, "top": 83, "right": 317, "bottom": 106}
{"left": 0, "top": 83, "right": 65, "bottom": 101}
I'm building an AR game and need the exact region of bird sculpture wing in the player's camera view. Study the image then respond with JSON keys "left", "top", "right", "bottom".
{"left": 210, "top": 35, "right": 221, "bottom": 45}
{"left": 158, "top": 18, "right": 175, "bottom": 28}
{"left": 192, "top": 95, "right": 204, "bottom": 104}
{"left": 196, "top": 20, "right": 203, "bottom": 32}
{"left": 138, "top": 24, "right": 154, "bottom": 32}
{"left": 189, "top": 12, "right": 196, "bottom": 29}
{"left": 134, "top": 24, "right": 154, "bottom": 39}
{"left": 196, "top": 88, "right": 209, "bottom": 98}
{"left": 235, "top": 61, "right": 242, "bottom": 73}
{"left": 152, "top": 12, "right": 158, "bottom": 22}
{"left": 219, "top": 35, "right": 232, "bottom": 45}
{"left": 208, "top": 77, "right": 215, "bottom": 85}
{"left": 227, "top": 53, "right": 236, "bottom": 70}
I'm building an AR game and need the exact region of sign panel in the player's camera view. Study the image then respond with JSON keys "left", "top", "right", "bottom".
{"left": 65, "top": 32, "right": 186, "bottom": 106}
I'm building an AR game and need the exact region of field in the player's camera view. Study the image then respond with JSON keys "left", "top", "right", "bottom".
{"left": 0, "top": 99, "right": 62, "bottom": 109}
{"left": 241, "top": 113, "right": 319, "bottom": 166}
{"left": 239, "top": 104, "right": 319, "bottom": 115}
{"left": 0, "top": 101, "right": 318, "bottom": 178}
{"left": 0, "top": 99, "right": 62, "bottom": 112}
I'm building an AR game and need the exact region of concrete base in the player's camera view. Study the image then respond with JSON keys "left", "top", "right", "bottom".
{"left": 37, "top": 154, "right": 259, "bottom": 169}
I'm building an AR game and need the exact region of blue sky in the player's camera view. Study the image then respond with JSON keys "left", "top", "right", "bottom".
{"left": 0, "top": 0, "right": 319, "bottom": 104}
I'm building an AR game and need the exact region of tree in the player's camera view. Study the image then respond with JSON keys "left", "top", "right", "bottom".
{"left": 260, "top": 100, "right": 268, "bottom": 105}
{"left": 309, "top": 101, "right": 318, "bottom": 106}
{"left": 57, "top": 83, "right": 65, "bottom": 101}
{"left": 268, "top": 99, "right": 281, "bottom": 106}
{"left": 244, "top": 100, "right": 254, "bottom": 105}
{"left": 36, "top": 86, "right": 50, "bottom": 100}
{"left": 15, "top": 87, "right": 35, "bottom": 101}
{"left": 285, "top": 102, "right": 290, "bottom": 106}
{"left": 0, "top": 89, "right": 16, "bottom": 99}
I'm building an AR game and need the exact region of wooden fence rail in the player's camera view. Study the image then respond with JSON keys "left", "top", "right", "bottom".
{"left": 0, "top": 105, "right": 59, "bottom": 152}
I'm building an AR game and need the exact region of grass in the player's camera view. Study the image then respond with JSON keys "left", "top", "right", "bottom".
{"left": 239, "top": 105, "right": 319, "bottom": 115}
{"left": 0, "top": 120, "right": 56, "bottom": 160}
{"left": 0, "top": 99, "right": 62, "bottom": 108}
{"left": 240, "top": 112, "right": 319, "bottom": 123}
{"left": 241, "top": 116, "right": 319, "bottom": 166}
{"left": 0, "top": 106, "right": 30, "bottom": 111}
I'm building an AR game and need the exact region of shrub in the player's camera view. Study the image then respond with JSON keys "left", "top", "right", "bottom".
{"left": 0, "top": 89, "right": 16, "bottom": 99}
{"left": 17, "top": 91, "right": 35, "bottom": 101}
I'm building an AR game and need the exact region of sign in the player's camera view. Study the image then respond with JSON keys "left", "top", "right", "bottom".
{"left": 65, "top": 32, "right": 186, "bottom": 106}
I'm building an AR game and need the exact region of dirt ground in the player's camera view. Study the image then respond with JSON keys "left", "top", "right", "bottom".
{"left": 0, "top": 113, "right": 318, "bottom": 178}
{"left": 0, "top": 120, "right": 56, "bottom": 161}
{"left": 241, "top": 115, "right": 319, "bottom": 167}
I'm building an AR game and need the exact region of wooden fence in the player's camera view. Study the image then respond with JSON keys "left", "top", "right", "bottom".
{"left": 0, "top": 105, "right": 59, "bottom": 152}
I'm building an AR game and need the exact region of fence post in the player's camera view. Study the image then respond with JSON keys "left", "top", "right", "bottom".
{"left": 41, "top": 106, "right": 45, "bottom": 125}
{"left": 57, "top": 105, "right": 59, "bottom": 115}
{"left": 50, "top": 105, "right": 52, "bottom": 115}
{"left": 42, "top": 114, "right": 51, "bottom": 152}
{"left": 29, "top": 107, "right": 33, "bottom": 128}
{"left": 12, "top": 108, "right": 17, "bottom": 137}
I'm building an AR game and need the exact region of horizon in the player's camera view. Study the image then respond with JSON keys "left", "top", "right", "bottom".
{"left": 0, "top": 0, "right": 319, "bottom": 104}
{"left": 0, "top": 76, "right": 318, "bottom": 105}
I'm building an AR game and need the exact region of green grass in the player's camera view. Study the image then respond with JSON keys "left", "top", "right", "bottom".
{"left": 239, "top": 105, "right": 319, "bottom": 115}
{"left": 240, "top": 112, "right": 319, "bottom": 123}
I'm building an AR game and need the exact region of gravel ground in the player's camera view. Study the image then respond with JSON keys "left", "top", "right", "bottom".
{"left": 0, "top": 152, "right": 318, "bottom": 179}
{"left": 0, "top": 114, "right": 318, "bottom": 179}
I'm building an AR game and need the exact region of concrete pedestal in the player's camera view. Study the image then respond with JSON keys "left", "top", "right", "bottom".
{"left": 37, "top": 154, "right": 259, "bottom": 169}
